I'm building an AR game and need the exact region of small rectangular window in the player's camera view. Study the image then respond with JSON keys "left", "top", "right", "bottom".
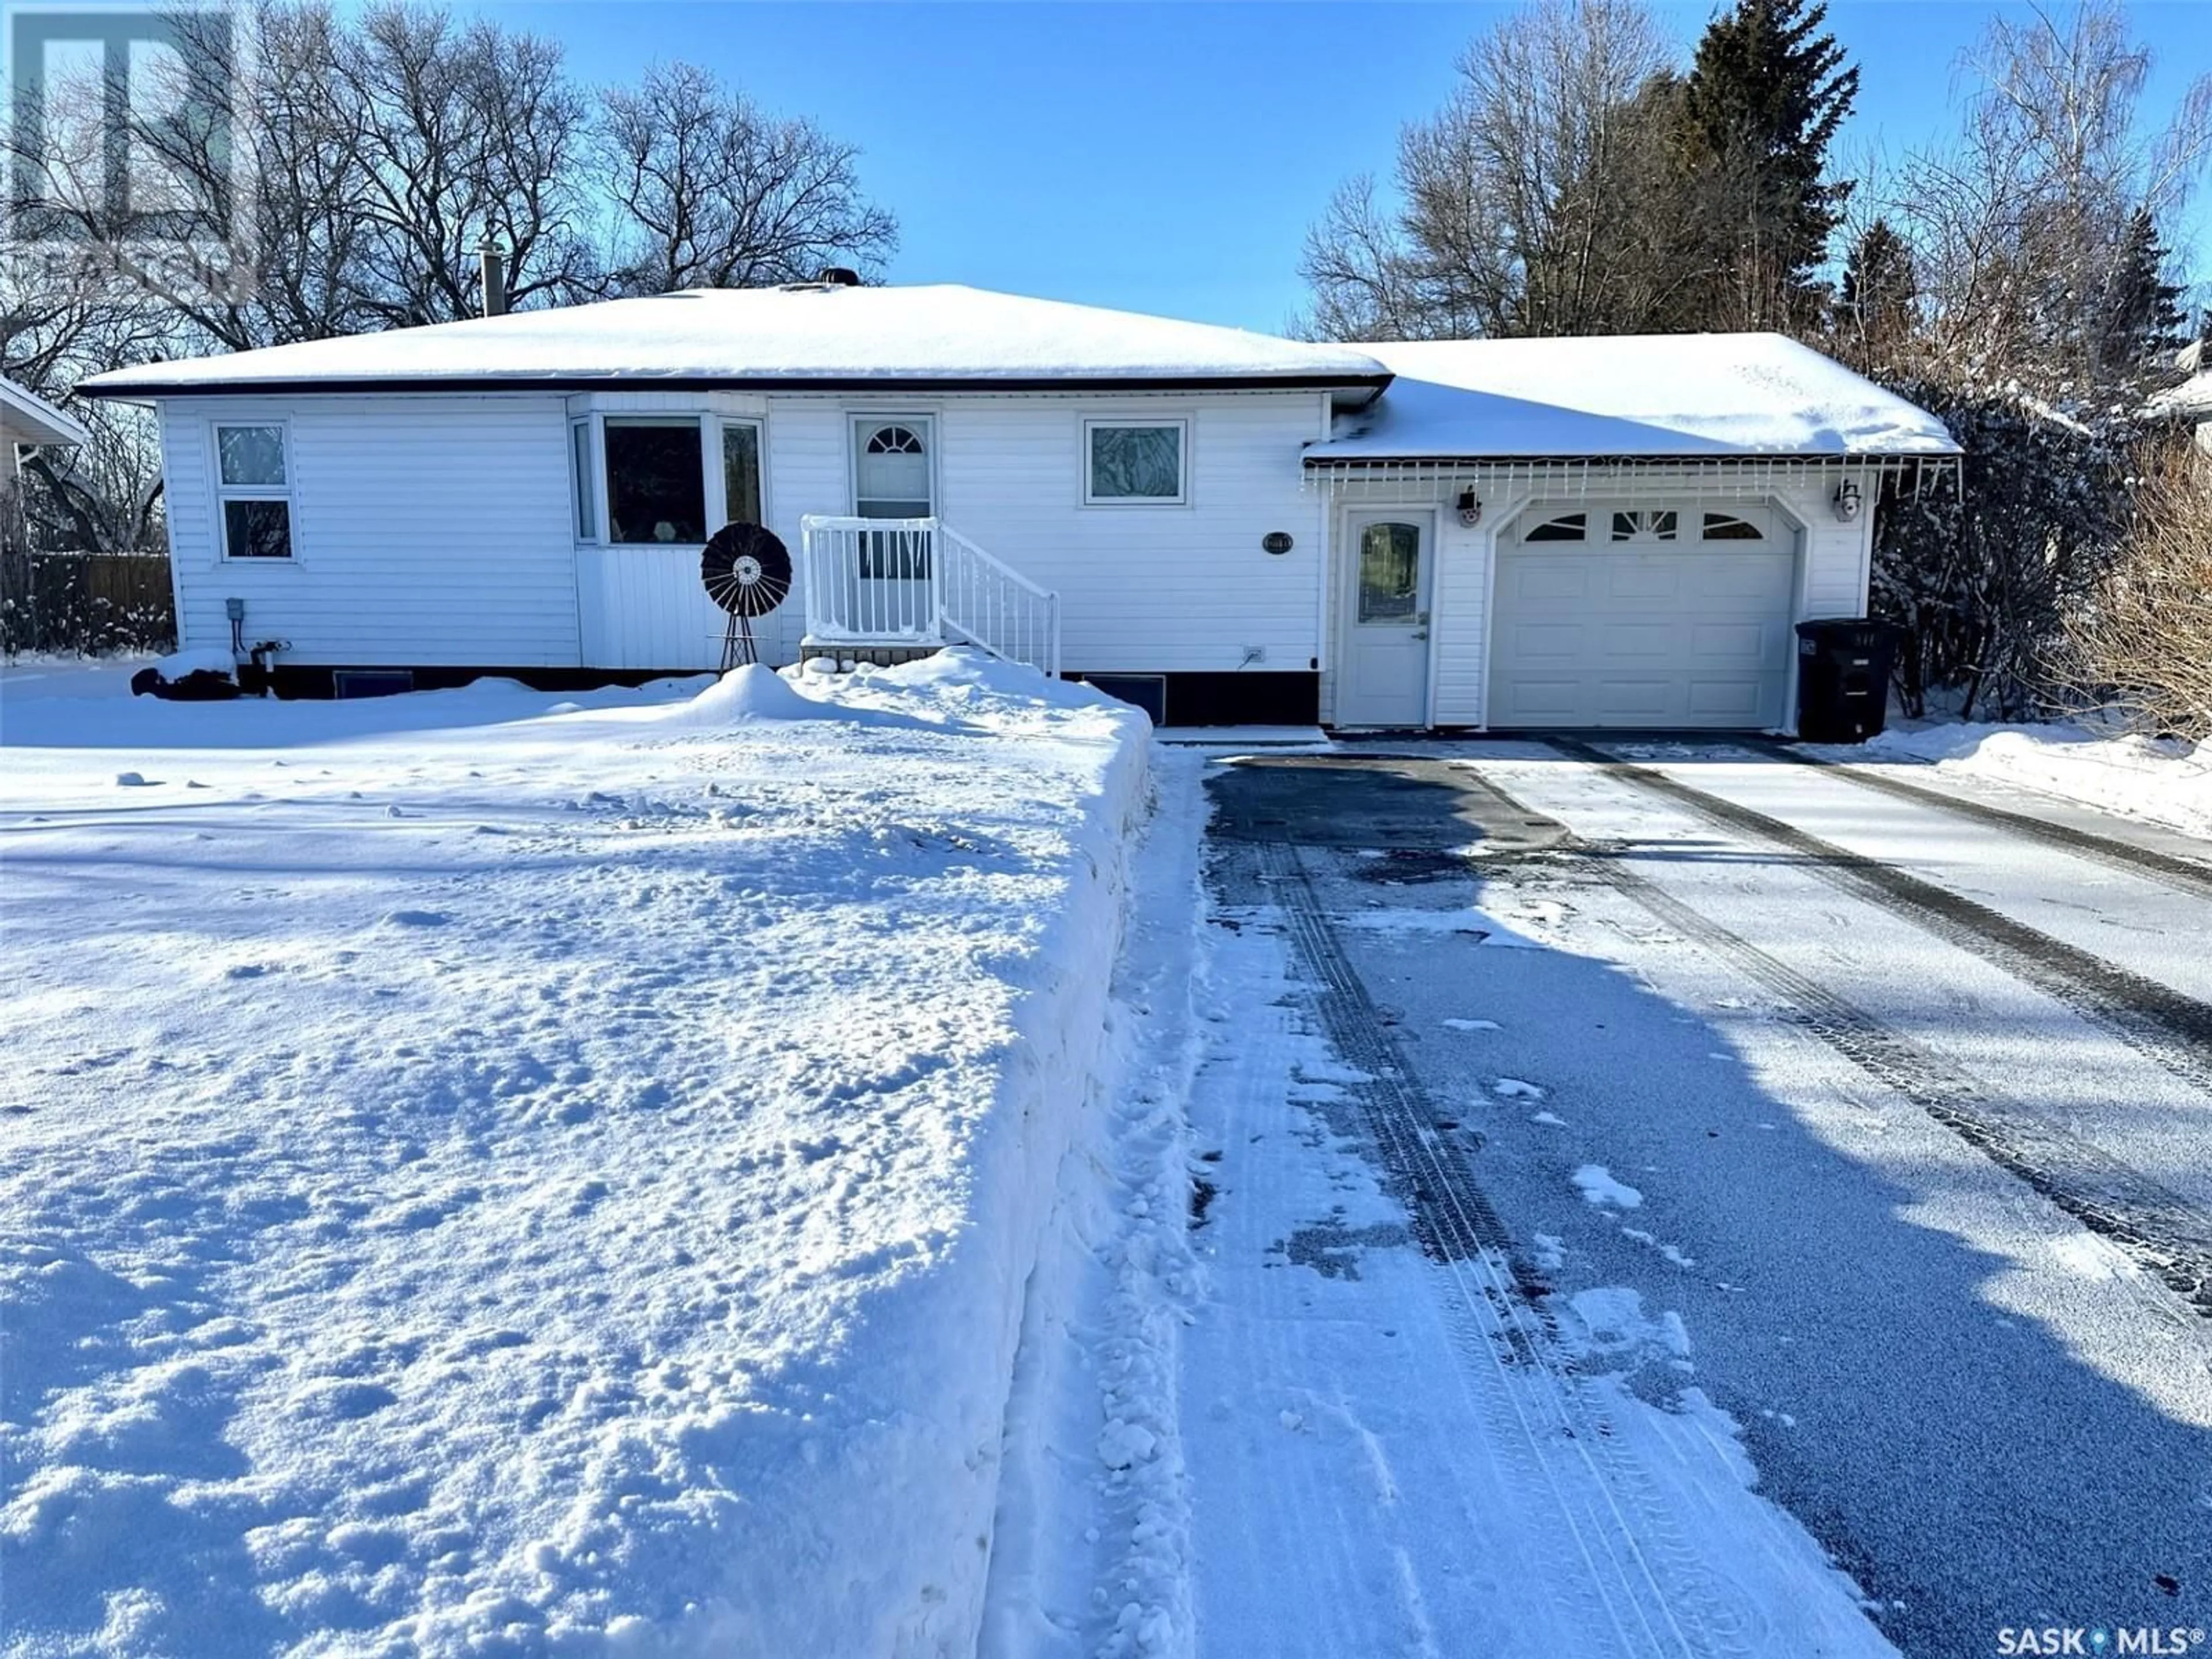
{"left": 722, "top": 421, "right": 763, "bottom": 525}
{"left": 570, "top": 420, "right": 596, "bottom": 540}
{"left": 604, "top": 417, "right": 706, "bottom": 545}
{"left": 214, "top": 423, "right": 293, "bottom": 558}
{"left": 1085, "top": 420, "right": 1186, "bottom": 504}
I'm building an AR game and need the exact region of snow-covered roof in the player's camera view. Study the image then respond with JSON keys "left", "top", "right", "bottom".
{"left": 1309, "top": 334, "right": 1959, "bottom": 463}
{"left": 0, "top": 376, "right": 92, "bottom": 447}
{"left": 2147, "top": 372, "right": 2212, "bottom": 421}
{"left": 79, "top": 284, "right": 1391, "bottom": 398}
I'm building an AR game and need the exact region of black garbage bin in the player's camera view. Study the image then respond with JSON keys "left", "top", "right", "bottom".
{"left": 1794, "top": 619, "right": 1898, "bottom": 743}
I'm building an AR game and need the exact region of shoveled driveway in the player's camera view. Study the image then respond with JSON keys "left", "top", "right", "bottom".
{"left": 1181, "top": 737, "right": 2212, "bottom": 1659}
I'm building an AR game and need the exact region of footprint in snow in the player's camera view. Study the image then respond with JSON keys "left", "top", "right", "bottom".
{"left": 381, "top": 909, "right": 449, "bottom": 929}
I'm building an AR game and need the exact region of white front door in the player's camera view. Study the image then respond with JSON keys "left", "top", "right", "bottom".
{"left": 1336, "top": 511, "right": 1433, "bottom": 727}
{"left": 850, "top": 415, "right": 936, "bottom": 636}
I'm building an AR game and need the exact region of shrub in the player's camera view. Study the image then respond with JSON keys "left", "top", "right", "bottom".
{"left": 2063, "top": 439, "right": 2212, "bottom": 740}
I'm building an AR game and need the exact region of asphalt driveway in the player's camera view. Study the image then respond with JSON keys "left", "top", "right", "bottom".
{"left": 1182, "top": 737, "right": 2212, "bottom": 1659}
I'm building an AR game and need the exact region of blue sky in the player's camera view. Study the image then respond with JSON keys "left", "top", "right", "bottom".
{"left": 506, "top": 2, "right": 2212, "bottom": 333}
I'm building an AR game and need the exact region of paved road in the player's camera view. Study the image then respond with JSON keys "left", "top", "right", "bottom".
{"left": 1183, "top": 739, "right": 2212, "bottom": 1659}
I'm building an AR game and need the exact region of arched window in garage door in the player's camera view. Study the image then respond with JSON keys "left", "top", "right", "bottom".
{"left": 1521, "top": 512, "right": 1588, "bottom": 542}
{"left": 1700, "top": 511, "right": 1767, "bottom": 541}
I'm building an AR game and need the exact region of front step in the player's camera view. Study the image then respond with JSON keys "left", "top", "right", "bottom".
{"left": 798, "top": 641, "right": 944, "bottom": 668}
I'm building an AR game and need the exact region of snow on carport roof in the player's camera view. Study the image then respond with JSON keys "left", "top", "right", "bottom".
{"left": 79, "top": 283, "right": 1392, "bottom": 397}
{"left": 1306, "top": 334, "right": 1959, "bottom": 463}
{"left": 0, "top": 374, "right": 92, "bottom": 446}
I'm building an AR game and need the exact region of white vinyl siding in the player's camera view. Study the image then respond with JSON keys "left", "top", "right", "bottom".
{"left": 917, "top": 396, "right": 1324, "bottom": 674}
{"left": 164, "top": 394, "right": 579, "bottom": 668}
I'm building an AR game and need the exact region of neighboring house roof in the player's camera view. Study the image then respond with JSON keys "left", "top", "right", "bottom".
{"left": 1306, "top": 334, "right": 1960, "bottom": 464}
{"left": 2146, "top": 373, "right": 2212, "bottom": 423}
{"left": 78, "top": 284, "right": 1392, "bottom": 398}
{"left": 0, "top": 376, "right": 93, "bottom": 448}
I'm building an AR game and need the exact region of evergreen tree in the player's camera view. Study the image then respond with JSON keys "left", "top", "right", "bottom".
{"left": 1671, "top": 0, "right": 1859, "bottom": 331}
{"left": 1838, "top": 218, "right": 1915, "bottom": 367}
{"left": 2093, "top": 206, "right": 2186, "bottom": 374}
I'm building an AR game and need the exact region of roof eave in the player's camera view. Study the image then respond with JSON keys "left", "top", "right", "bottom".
{"left": 81, "top": 369, "right": 1394, "bottom": 400}
{"left": 1301, "top": 447, "right": 1963, "bottom": 467}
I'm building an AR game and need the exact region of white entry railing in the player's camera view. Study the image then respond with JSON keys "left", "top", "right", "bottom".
{"left": 799, "top": 515, "right": 1061, "bottom": 679}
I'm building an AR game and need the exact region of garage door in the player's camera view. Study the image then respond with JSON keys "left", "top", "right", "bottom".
{"left": 1488, "top": 506, "right": 1796, "bottom": 729}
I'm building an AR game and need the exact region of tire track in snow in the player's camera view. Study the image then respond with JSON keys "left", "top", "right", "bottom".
{"left": 1251, "top": 837, "right": 1752, "bottom": 1659}
{"left": 1545, "top": 738, "right": 2212, "bottom": 1105}
{"left": 1503, "top": 765, "right": 2212, "bottom": 1317}
{"left": 1758, "top": 743, "right": 2212, "bottom": 904}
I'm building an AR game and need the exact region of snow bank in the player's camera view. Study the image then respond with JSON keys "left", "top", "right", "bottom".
{"left": 148, "top": 646, "right": 239, "bottom": 682}
{"left": 0, "top": 656, "right": 1149, "bottom": 1655}
{"left": 1857, "top": 719, "right": 2212, "bottom": 841}
{"left": 654, "top": 662, "right": 955, "bottom": 732}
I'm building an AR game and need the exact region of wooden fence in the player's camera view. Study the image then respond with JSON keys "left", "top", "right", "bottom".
{"left": 0, "top": 544, "right": 177, "bottom": 656}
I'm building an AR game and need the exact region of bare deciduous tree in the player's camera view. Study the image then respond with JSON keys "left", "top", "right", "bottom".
{"left": 1297, "top": 0, "right": 1698, "bottom": 341}
{"left": 597, "top": 62, "right": 896, "bottom": 297}
{"left": 1892, "top": 0, "right": 2211, "bottom": 389}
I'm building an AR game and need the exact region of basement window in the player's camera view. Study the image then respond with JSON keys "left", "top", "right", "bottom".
{"left": 215, "top": 423, "right": 293, "bottom": 559}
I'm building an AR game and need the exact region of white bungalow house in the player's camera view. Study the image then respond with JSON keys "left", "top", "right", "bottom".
{"left": 81, "top": 279, "right": 1956, "bottom": 729}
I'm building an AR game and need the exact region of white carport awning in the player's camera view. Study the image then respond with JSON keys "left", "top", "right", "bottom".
{"left": 0, "top": 377, "right": 93, "bottom": 448}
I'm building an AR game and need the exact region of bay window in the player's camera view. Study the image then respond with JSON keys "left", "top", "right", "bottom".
{"left": 570, "top": 412, "right": 766, "bottom": 546}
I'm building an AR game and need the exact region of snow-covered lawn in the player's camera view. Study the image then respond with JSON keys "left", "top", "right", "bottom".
{"left": 0, "top": 654, "right": 1146, "bottom": 1656}
{"left": 1854, "top": 719, "right": 2212, "bottom": 841}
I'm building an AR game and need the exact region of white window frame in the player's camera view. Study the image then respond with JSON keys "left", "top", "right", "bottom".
{"left": 211, "top": 419, "right": 298, "bottom": 563}
{"left": 569, "top": 418, "right": 597, "bottom": 541}
{"left": 1082, "top": 416, "right": 1188, "bottom": 507}
{"left": 718, "top": 416, "right": 768, "bottom": 528}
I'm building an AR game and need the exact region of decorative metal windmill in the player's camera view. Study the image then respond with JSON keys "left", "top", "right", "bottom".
{"left": 699, "top": 522, "right": 793, "bottom": 670}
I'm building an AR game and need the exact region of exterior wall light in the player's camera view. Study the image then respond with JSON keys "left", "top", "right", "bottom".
{"left": 1456, "top": 488, "right": 1483, "bottom": 527}
{"left": 1832, "top": 479, "right": 1862, "bottom": 522}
